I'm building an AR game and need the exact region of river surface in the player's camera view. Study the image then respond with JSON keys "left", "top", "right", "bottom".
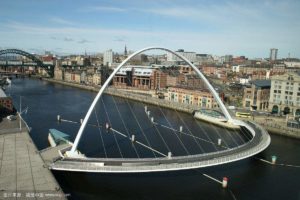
{"left": 8, "top": 78, "right": 300, "bottom": 200}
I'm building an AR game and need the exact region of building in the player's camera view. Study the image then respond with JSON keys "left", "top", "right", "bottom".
{"left": 92, "top": 73, "right": 101, "bottom": 85}
{"left": 284, "top": 60, "right": 300, "bottom": 68}
{"left": 166, "top": 49, "right": 196, "bottom": 63}
{"left": 195, "top": 54, "right": 214, "bottom": 64}
{"left": 269, "top": 72, "right": 300, "bottom": 115}
{"left": 103, "top": 49, "right": 113, "bottom": 67}
{"left": 224, "top": 55, "right": 233, "bottom": 63}
{"left": 165, "top": 87, "right": 217, "bottom": 108}
{"left": 54, "top": 60, "right": 63, "bottom": 80}
{"left": 113, "top": 66, "right": 167, "bottom": 90}
{"left": 270, "top": 48, "right": 278, "bottom": 61}
{"left": 239, "top": 76, "right": 251, "bottom": 85}
{"left": 0, "top": 88, "right": 13, "bottom": 114}
{"left": 243, "top": 80, "right": 271, "bottom": 111}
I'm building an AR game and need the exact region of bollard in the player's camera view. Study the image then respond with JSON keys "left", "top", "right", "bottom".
{"left": 131, "top": 135, "right": 135, "bottom": 142}
{"left": 179, "top": 126, "right": 183, "bottom": 132}
{"left": 57, "top": 115, "right": 61, "bottom": 122}
{"left": 145, "top": 106, "right": 147, "bottom": 112}
{"left": 168, "top": 152, "right": 172, "bottom": 159}
{"left": 218, "top": 138, "right": 222, "bottom": 146}
{"left": 151, "top": 117, "right": 154, "bottom": 123}
{"left": 80, "top": 119, "right": 83, "bottom": 124}
{"left": 271, "top": 155, "right": 277, "bottom": 164}
{"left": 147, "top": 111, "right": 150, "bottom": 117}
{"left": 222, "top": 177, "right": 228, "bottom": 188}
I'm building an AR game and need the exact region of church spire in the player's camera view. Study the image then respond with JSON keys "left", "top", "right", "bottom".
{"left": 124, "top": 45, "right": 127, "bottom": 56}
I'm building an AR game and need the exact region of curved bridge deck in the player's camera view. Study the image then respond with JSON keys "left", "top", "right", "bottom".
{"left": 48, "top": 121, "right": 270, "bottom": 173}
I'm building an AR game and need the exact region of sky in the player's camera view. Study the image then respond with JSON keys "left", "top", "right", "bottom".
{"left": 0, "top": 0, "right": 300, "bottom": 58}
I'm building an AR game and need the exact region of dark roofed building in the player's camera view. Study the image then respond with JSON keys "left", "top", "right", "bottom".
{"left": 243, "top": 79, "right": 271, "bottom": 111}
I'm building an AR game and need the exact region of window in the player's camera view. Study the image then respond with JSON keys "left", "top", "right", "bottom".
{"left": 278, "top": 90, "right": 281, "bottom": 94}
{"left": 274, "top": 90, "right": 277, "bottom": 93}
{"left": 289, "top": 92, "right": 293, "bottom": 95}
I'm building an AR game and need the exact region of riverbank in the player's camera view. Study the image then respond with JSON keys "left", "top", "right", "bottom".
{"left": 43, "top": 78, "right": 300, "bottom": 139}
{"left": 44, "top": 78, "right": 197, "bottom": 114}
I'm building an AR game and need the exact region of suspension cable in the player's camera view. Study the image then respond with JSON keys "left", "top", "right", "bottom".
{"left": 125, "top": 100, "right": 157, "bottom": 158}
{"left": 94, "top": 108, "right": 107, "bottom": 158}
{"left": 111, "top": 95, "right": 140, "bottom": 158}
{"left": 101, "top": 98, "right": 123, "bottom": 158}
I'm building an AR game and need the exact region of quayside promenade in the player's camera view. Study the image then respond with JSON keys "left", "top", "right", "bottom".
{"left": 0, "top": 116, "right": 67, "bottom": 199}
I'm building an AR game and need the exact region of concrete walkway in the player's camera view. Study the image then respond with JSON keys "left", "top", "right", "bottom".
{"left": 0, "top": 117, "right": 67, "bottom": 199}
{"left": 236, "top": 115, "right": 300, "bottom": 139}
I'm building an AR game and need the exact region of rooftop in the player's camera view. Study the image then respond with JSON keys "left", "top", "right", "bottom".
{"left": 251, "top": 80, "right": 271, "bottom": 88}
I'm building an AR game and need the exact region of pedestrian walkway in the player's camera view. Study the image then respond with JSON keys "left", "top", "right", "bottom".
{"left": 0, "top": 117, "right": 67, "bottom": 199}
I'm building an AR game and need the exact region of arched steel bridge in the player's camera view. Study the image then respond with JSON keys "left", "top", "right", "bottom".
{"left": 0, "top": 49, "right": 54, "bottom": 77}
{"left": 49, "top": 46, "right": 271, "bottom": 173}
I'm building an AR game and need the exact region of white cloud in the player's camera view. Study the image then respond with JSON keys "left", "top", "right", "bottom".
{"left": 82, "top": 6, "right": 127, "bottom": 12}
{"left": 49, "top": 17, "right": 74, "bottom": 25}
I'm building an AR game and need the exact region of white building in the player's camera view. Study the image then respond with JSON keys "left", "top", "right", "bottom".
{"left": 167, "top": 49, "right": 196, "bottom": 63}
{"left": 284, "top": 61, "right": 300, "bottom": 68}
{"left": 103, "top": 49, "right": 113, "bottom": 67}
{"left": 232, "top": 65, "right": 240, "bottom": 73}
{"left": 270, "top": 48, "right": 278, "bottom": 61}
{"left": 269, "top": 72, "right": 300, "bottom": 116}
{"left": 239, "top": 76, "right": 251, "bottom": 85}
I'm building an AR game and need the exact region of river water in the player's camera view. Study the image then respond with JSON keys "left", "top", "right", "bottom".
{"left": 8, "top": 78, "right": 300, "bottom": 200}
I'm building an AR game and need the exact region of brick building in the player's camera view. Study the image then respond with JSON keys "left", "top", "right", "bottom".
{"left": 165, "top": 87, "right": 217, "bottom": 108}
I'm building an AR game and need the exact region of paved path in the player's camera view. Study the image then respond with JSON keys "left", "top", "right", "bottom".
{"left": 0, "top": 117, "right": 67, "bottom": 199}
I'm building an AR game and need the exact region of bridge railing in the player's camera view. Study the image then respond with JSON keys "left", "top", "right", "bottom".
{"left": 53, "top": 121, "right": 271, "bottom": 172}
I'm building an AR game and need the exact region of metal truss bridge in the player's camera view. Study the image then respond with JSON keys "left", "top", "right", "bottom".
{"left": 0, "top": 49, "right": 54, "bottom": 77}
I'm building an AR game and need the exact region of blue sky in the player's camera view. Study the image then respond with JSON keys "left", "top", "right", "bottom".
{"left": 0, "top": 0, "right": 299, "bottom": 58}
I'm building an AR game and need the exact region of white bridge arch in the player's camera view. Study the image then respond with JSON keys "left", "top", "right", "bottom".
{"left": 51, "top": 47, "right": 271, "bottom": 173}
{"left": 66, "top": 46, "right": 234, "bottom": 157}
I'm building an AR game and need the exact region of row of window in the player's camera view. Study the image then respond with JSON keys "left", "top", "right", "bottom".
{"left": 273, "top": 90, "right": 300, "bottom": 96}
